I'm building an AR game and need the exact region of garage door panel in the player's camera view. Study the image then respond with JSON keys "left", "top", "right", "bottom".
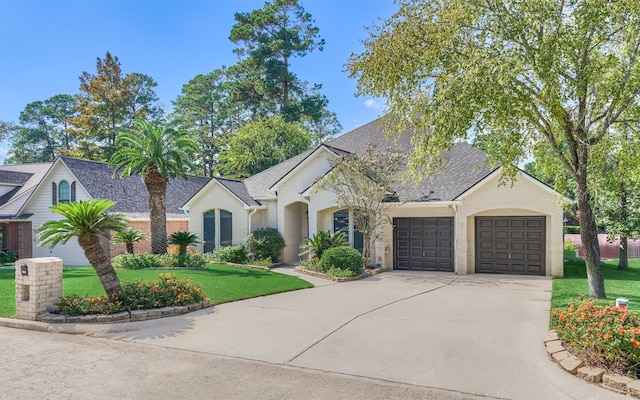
{"left": 394, "top": 217, "right": 454, "bottom": 272}
{"left": 475, "top": 216, "right": 545, "bottom": 276}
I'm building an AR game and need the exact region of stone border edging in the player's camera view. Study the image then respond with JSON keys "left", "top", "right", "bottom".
{"left": 35, "top": 299, "right": 212, "bottom": 324}
{"left": 293, "top": 266, "right": 390, "bottom": 282}
{"left": 544, "top": 330, "right": 640, "bottom": 398}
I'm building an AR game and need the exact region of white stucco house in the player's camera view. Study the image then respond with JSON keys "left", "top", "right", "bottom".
{"left": 183, "top": 118, "right": 566, "bottom": 277}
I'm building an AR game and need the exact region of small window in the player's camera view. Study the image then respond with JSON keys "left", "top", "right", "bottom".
{"left": 58, "top": 181, "right": 70, "bottom": 204}
{"left": 0, "top": 225, "right": 6, "bottom": 250}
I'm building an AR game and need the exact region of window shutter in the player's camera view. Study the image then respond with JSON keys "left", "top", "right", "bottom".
{"left": 52, "top": 182, "right": 57, "bottom": 205}
{"left": 70, "top": 181, "right": 76, "bottom": 202}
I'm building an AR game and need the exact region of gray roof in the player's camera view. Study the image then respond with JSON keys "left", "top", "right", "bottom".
{"left": 220, "top": 117, "right": 493, "bottom": 203}
{"left": 60, "top": 157, "right": 210, "bottom": 218}
{"left": 0, "top": 163, "right": 52, "bottom": 218}
{"left": 215, "top": 177, "right": 261, "bottom": 207}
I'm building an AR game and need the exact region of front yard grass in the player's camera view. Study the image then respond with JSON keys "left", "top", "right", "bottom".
{"left": 552, "top": 251, "right": 640, "bottom": 312}
{"left": 0, "top": 263, "right": 313, "bottom": 318}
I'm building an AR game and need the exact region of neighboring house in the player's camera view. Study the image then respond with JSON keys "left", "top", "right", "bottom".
{"left": 0, "top": 163, "right": 51, "bottom": 259}
{"left": 184, "top": 118, "right": 566, "bottom": 276}
{"left": 4, "top": 157, "right": 209, "bottom": 265}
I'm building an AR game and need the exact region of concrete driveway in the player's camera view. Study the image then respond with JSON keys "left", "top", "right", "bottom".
{"left": 98, "top": 268, "right": 625, "bottom": 400}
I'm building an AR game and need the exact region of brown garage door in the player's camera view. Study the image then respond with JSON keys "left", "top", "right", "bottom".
{"left": 394, "top": 217, "right": 454, "bottom": 271}
{"left": 475, "top": 216, "right": 545, "bottom": 276}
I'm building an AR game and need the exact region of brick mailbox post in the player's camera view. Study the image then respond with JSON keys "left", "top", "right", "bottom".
{"left": 15, "top": 257, "right": 63, "bottom": 321}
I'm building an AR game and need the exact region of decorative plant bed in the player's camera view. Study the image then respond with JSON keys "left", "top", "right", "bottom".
{"left": 293, "top": 266, "right": 390, "bottom": 282}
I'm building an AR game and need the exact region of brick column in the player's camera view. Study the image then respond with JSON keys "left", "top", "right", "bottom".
{"left": 15, "top": 257, "right": 63, "bottom": 321}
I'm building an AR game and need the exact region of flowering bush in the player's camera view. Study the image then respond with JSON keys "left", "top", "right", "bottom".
{"left": 551, "top": 295, "right": 640, "bottom": 377}
{"left": 56, "top": 274, "right": 206, "bottom": 315}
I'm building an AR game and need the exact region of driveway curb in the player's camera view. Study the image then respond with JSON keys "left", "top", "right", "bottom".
{"left": 545, "top": 330, "right": 640, "bottom": 398}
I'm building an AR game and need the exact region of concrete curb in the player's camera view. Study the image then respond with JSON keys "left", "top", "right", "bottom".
{"left": 545, "top": 329, "right": 640, "bottom": 398}
{"left": 0, "top": 299, "right": 213, "bottom": 335}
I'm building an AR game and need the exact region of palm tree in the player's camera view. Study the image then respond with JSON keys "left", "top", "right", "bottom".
{"left": 112, "top": 229, "right": 147, "bottom": 254}
{"left": 37, "top": 199, "right": 128, "bottom": 296}
{"left": 109, "top": 119, "right": 197, "bottom": 254}
{"left": 169, "top": 231, "right": 200, "bottom": 255}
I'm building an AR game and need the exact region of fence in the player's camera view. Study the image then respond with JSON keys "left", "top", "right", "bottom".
{"left": 564, "top": 234, "right": 640, "bottom": 259}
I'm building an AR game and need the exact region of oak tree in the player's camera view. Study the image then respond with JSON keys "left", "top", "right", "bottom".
{"left": 348, "top": 0, "right": 640, "bottom": 298}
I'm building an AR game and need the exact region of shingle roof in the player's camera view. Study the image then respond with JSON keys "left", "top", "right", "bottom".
{"left": 215, "top": 177, "right": 261, "bottom": 207}
{"left": 0, "top": 163, "right": 52, "bottom": 218}
{"left": 229, "top": 117, "right": 493, "bottom": 203}
{"left": 60, "top": 157, "right": 210, "bottom": 218}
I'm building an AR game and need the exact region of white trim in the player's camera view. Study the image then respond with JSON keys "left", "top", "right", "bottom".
{"left": 182, "top": 177, "right": 250, "bottom": 211}
{"left": 17, "top": 158, "right": 90, "bottom": 215}
{"left": 269, "top": 145, "right": 339, "bottom": 192}
{"left": 455, "top": 167, "right": 572, "bottom": 203}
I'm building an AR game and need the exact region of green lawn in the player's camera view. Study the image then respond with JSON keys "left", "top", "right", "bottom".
{"left": 0, "top": 264, "right": 313, "bottom": 318}
{"left": 551, "top": 251, "right": 640, "bottom": 312}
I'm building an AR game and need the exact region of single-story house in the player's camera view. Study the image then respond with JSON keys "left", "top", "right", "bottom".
{"left": 183, "top": 118, "right": 566, "bottom": 276}
{"left": 0, "top": 157, "right": 210, "bottom": 265}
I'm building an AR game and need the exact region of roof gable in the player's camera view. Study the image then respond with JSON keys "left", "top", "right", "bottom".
{"left": 59, "top": 157, "right": 210, "bottom": 217}
{"left": 182, "top": 177, "right": 260, "bottom": 210}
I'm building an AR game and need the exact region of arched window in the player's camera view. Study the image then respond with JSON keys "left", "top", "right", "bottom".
{"left": 333, "top": 209, "right": 363, "bottom": 252}
{"left": 58, "top": 181, "right": 70, "bottom": 204}
{"left": 220, "top": 210, "right": 233, "bottom": 247}
{"left": 203, "top": 209, "right": 233, "bottom": 252}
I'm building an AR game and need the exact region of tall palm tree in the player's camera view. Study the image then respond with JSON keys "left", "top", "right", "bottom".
{"left": 109, "top": 119, "right": 197, "bottom": 254}
{"left": 37, "top": 199, "right": 128, "bottom": 296}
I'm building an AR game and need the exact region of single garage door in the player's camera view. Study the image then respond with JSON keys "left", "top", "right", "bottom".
{"left": 394, "top": 217, "right": 454, "bottom": 271}
{"left": 475, "top": 216, "right": 545, "bottom": 275}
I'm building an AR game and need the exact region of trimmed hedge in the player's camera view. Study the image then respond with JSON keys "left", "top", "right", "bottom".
{"left": 113, "top": 253, "right": 206, "bottom": 269}
{"left": 564, "top": 226, "right": 580, "bottom": 234}
{"left": 212, "top": 245, "right": 249, "bottom": 264}
{"left": 245, "top": 228, "right": 285, "bottom": 263}
{"left": 319, "top": 247, "right": 363, "bottom": 276}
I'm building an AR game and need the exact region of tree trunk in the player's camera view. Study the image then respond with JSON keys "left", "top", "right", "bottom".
{"left": 576, "top": 171, "right": 606, "bottom": 298}
{"left": 618, "top": 236, "right": 629, "bottom": 270}
{"left": 618, "top": 183, "right": 629, "bottom": 270}
{"left": 144, "top": 166, "right": 168, "bottom": 254}
{"left": 179, "top": 245, "right": 187, "bottom": 256}
{"left": 78, "top": 234, "right": 121, "bottom": 296}
{"left": 126, "top": 243, "right": 134, "bottom": 254}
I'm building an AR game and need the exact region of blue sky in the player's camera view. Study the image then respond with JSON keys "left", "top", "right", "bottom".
{"left": 0, "top": 0, "right": 398, "bottom": 163}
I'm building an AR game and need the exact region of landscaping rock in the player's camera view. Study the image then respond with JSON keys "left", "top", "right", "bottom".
{"left": 66, "top": 314, "right": 97, "bottom": 323}
{"left": 544, "top": 330, "right": 559, "bottom": 342}
{"left": 145, "top": 308, "right": 163, "bottom": 319}
{"left": 96, "top": 311, "right": 130, "bottom": 323}
{"left": 576, "top": 366, "right": 605, "bottom": 383}
{"left": 130, "top": 310, "right": 147, "bottom": 322}
{"left": 545, "top": 339, "right": 565, "bottom": 355}
{"left": 627, "top": 379, "right": 640, "bottom": 397}
{"left": 38, "top": 312, "right": 66, "bottom": 323}
{"left": 551, "top": 350, "right": 571, "bottom": 364}
{"left": 559, "top": 355, "right": 583, "bottom": 374}
{"left": 603, "top": 374, "right": 635, "bottom": 392}
{"left": 174, "top": 305, "right": 190, "bottom": 315}
{"left": 159, "top": 307, "right": 176, "bottom": 317}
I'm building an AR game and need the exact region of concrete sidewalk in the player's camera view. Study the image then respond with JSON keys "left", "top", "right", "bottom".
{"left": 95, "top": 268, "right": 625, "bottom": 400}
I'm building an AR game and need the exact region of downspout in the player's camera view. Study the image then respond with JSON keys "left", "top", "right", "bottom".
{"left": 247, "top": 207, "right": 258, "bottom": 234}
{"left": 451, "top": 203, "right": 459, "bottom": 274}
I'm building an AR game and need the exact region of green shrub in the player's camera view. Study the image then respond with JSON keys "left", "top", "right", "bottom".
{"left": 245, "top": 228, "right": 285, "bottom": 263}
{"left": 56, "top": 274, "right": 206, "bottom": 315}
{"left": 0, "top": 250, "right": 18, "bottom": 265}
{"left": 113, "top": 253, "right": 206, "bottom": 269}
{"left": 299, "top": 230, "right": 348, "bottom": 259}
{"left": 563, "top": 239, "right": 579, "bottom": 252}
{"left": 564, "top": 226, "right": 580, "bottom": 234}
{"left": 301, "top": 257, "right": 322, "bottom": 272}
{"left": 551, "top": 295, "right": 640, "bottom": 377}
{"left": 213, "top": 245, "right": 249, "bottom": 264}
{"left": 319, "top": 247, "right": 363, "bottom": 276}
{"left": 325, "top": 266, "right": 357, "bottom": 278}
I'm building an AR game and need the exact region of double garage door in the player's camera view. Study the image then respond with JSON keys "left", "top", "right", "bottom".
{"left": 475, "top": 216, "right": 546, "bottom": 276}
{"left": 394, "top": 216, "right": 546, "bottom": 275}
